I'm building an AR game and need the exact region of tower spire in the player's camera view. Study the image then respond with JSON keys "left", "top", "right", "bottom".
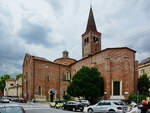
{"left": 86, "top": 7, "right": 97, "bottom": 32}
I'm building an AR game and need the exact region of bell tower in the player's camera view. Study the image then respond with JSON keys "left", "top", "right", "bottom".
{"left": 82, "top": 7, "right": 101, "bottom": 58}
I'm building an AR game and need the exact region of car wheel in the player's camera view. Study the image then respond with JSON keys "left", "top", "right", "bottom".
{"left": 72, "top": 108, "right": 76, "bottom": 111}
{"left": 88, "top": 108, "right": 93, "bottom": 113}
{"left": 62, "top": 106, "right": 65, "bottom": 110}
{"left": 108, "top": 109, "right": 115, "bottom": 113}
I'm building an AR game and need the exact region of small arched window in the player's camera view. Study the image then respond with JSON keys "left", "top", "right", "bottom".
{"left": 93, "top": 37, "right": 98, "bottom": 43}
{"left": 87, "top": 37, "right": 89, "bottom": 43}
{"left": 84, "top": 37, "right": 89, "bottom": 45}
{"left": 38, "top": 86, "right": 42, "bottom": 95}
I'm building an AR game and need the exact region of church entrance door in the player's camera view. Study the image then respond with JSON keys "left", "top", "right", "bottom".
{"left": 113, "top": 81, "right": 120, "bottom": 96}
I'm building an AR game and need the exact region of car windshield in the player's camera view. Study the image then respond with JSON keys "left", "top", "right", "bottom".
{"left": 67, "top": 101, "right": 80, "bottom": 104}
{"left": 113, "top": 102, "right": 125, "bottom": 105}
{"left": 0, "top": 106, "right": 23, "bottom": 113}
{"left": 81, "top": 100, "right": 87, "bottom": 102}
{"left": 76, "top": 100, "right": 88, "bottom": 102}
{"left": 75, "top": 101, "right": 80, "bottom": 104}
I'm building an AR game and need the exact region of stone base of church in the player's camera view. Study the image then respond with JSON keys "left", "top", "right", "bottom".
{"left": 110, "top": 96, "right": 125, "bottom": 100}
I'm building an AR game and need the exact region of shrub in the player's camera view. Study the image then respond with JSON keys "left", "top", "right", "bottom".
{"left": 128, "top": 93, "right": 146, "bottom": 103}
{"left": 63, "top": 94, "right": 72, "bottom": 102}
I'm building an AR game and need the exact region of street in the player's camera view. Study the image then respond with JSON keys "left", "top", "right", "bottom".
{"left": 25, "top": 102, "right": 83, "bottom": 113}
{"left": 2, "top": 101, "right": 85, "bottom": 113}
{"left": 24, "top": 102, "right": 84, "bottom": 113}
{"left": 26, "top": 109, "right": 81, "bottom": 113}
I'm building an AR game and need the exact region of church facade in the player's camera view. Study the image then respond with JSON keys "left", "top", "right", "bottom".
{"left": 22, "top": 8, "right": 138, "bottom": 101}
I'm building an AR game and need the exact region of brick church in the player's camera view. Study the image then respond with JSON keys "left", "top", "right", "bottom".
{"left": 22, "top": 7, "right": 138, "bottom": 101}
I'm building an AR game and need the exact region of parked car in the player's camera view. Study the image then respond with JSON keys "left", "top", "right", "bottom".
{"left": 76, "top": 100, "right": 90, "bottom": 106}
{"left": 0, "top": 104, "right": 26, "bottom": 113}
{"left": 19, "top": 98, "right": 27, "bottom": 103}
{"left": 11, "top": 97, "right": 19, "bottom": 102}
{"left": 0, "top": 98, "right": 10, "bottom": 103}
{"left": 62, "top": 101, "right": 84, "bottom": 112}
{"left": 87, "top": 100, "right": 128, "bottom": 113}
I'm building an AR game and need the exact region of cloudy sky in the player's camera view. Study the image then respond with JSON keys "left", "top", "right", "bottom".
{"left": 0, "top": 0, "right": 150, "bottom": 77}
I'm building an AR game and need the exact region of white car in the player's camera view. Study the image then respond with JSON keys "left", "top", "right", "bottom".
{"left": 1, "top": 98, "right": 10, "bottom": 103}
{"left": 87, "top": 100, "right": 128, "bottom": 113}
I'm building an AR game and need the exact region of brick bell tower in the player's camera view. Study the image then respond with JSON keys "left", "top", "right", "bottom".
{"left": 82, "top": 7, "right": 101, "bottom": 58}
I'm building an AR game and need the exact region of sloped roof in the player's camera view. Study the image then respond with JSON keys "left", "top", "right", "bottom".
{"left": 33, "top": 56, "right": 50, "bottom": 62}
{"left": 24, "top": 53, "right": 71, "bottom": 67}
{"left": 139, "top": 57, "right": 150, "bottom": 65}
{"left": 5, "top": 78, "right": 16, "bottom": 81}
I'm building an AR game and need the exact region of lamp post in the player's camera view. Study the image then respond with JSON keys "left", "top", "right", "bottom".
{"left": 16, "top": 83, "right": 18, "bottom": 98}
{"left": 45, "top": 65, "right": 48, "bottom": 101}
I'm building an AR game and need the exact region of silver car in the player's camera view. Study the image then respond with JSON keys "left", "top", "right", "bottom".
{"left": 76, "top": 100, "right": 90, "bottom": 106}
{"left": 87, "top": 100, "right": 128, "bottom": 113}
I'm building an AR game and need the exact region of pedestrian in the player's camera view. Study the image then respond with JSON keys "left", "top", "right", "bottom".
{"left": 141, "top": 100, "right": 148, "bottom": 113}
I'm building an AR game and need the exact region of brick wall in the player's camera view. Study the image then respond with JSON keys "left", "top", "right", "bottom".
{"left": 71, "top": 48, "right": 136, "bottom": 99}
{"left": 23, "top": 54, "right": 71, "bottom": 101}
{"left": 33, "top": 60, "right": 71, "bottom": 101}
{"left": 22, "top": 54, "right": 34, "bottom": 100}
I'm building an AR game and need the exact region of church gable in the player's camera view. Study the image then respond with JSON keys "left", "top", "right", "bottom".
{"left": 23, "top": 53, "right": 33, "bottom": 70}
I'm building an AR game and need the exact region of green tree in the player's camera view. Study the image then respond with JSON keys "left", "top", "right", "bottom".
{"left": 138, "top": 73, "right": 150, "bottom": 96}
{"left": 67, "top": 66, "right": 104, "bottom": 104}
{"left": 16, "top": 74, "right": 22, "bottom": 79}
{"left": 63, "top": 94, "right": 73, "bottom": 102}
{"left": 128, "top": 93, "right": 146, "bottom": 103}
{"left": 0, "top": 74, "right": 10, "bottom": 93}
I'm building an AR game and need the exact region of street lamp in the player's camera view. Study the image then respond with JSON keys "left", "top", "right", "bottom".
{"left": 16, "top": 83, "right": 19, "bottom": 98}
{"left": 45, "top": 65, "right": 48, "bottom": 101}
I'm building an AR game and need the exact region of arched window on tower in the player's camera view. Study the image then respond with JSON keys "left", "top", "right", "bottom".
{"left": 38, "top": 86, "right": 42, "bottom": 95}
{"left": 87, "top": 37, "right": 89, "bottom": 43}
{"left": 93, "top": 37, "right": 98, "bottom": 43}
{"left": 84, "top": 37, "right": 89, "bottom": 45}
{"left": 84, "top": 39, "right": 86, "bottom": 45}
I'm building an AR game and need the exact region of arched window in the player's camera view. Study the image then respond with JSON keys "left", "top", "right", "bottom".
{"left": 38, "top": 86, "right": 41, "bottom": 95}
{"left": 93, "top": 37, "right": 98, "bottom": 43}
{"left": 87, "top": 37, "right": 89, "bottom": 43}
{"left": 84, "top": 37, "right": 89, "bottom": 45}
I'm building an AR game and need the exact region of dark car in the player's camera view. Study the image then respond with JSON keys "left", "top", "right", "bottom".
{"left": 11, "top": 98, "right": 19, "bottom": 102}
{"left": 76, "top": 100, "right": 90, "bottom": 107}
{"left": 0, "top": 104, "right": 26, "bottom": 113}
{"left": 62, "top": 101, "right": 84, "bottom": 112}
{"left": 19, "top": 98, "right": 27, "bottom": 103}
